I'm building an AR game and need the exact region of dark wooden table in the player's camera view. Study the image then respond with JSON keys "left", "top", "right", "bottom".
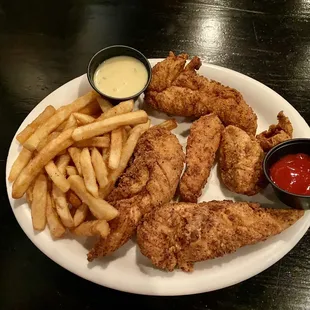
{"left": 1, "top": 1, "right": 310, "bottom": 309}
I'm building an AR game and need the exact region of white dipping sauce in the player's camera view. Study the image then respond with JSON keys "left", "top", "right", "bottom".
{"left": 94, "top": 56, "right": 148, "bottom": 98}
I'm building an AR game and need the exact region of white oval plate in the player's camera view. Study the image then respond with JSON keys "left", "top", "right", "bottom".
{"left": 6, "top": 59, "right": 310, "bottom": 296}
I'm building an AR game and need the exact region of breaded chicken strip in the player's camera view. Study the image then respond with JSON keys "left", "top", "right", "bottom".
{"left": 137, "top": 201, "right": 304, "bottom": 272}
{"left": 180, "top": 114, "right": 223, "bottom": 202}
{"left": 257, "top": 111, "right": 293, "bottom": 152}
{"left": 145, "top": 53, "right": 258, "bottom": 135}
{"left": 87, "top": 127, "right": 184, "bottom": 261}
{"left": 219, "top": 126, "right": 265, "bottom": 196}
{"left": 148, "top": 51, "right": 189, "bottom": 92}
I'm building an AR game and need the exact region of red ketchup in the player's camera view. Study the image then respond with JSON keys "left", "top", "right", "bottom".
{"left": 270, "top": 153, "right": 310, "bottom": 195}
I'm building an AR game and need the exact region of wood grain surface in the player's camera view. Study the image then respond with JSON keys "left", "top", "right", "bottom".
{"left": 1, "top": 1, "right": 309, "bottom": 309}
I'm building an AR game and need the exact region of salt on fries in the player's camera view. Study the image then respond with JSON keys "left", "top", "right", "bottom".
{"left": 9, "top": 91, "right": 154, "bottom": 244}
{"left": 16, "top": 105, "right": 56, "bottom": 144}
{"left": 73, "top": 136, "right": 110, "bottom": 148}
{"left": 23, "top": 91, "right": 99, "bottom": 151}
{"left": 73, "top": 113, "right": 95, "bottom": 125}
{"left": 97, "top": 99, "right": 133, "bottom": 121}
{"left": 31, "top": 173, "right": 48, "bottom": 231}
{"left": 91, "top": 148, "right": 109, "bottom": 189}
{"left": 109, "top": 127, "right": 123, "bottom": 169}
{"left": 68, "top": 175, "right": 118, "bottom": 220}
{"left": 8, "top": 147, "right": 32, "bottom": 182}
{"left": 80, "top": 147, "right": 99, "bottom": 198}
{"left": 46, "top": 193, "right": 66, "bottom": 238}
{"left": 56, "top": 154, "right": 71, "bottom": 175}
{"left": 52, "top": 184, "right": 74, "bottom": 228}
{"left": 68, "top": 147, "right": 82, "bottom": 175}
{"left": 45, "top": 160, "right": 70, "bottom": 193}
{"left": 72, "top": 110, "right": 148, "bottom": 141}
{"left": 12, "top": 127, "right": 75, "bottom": 199}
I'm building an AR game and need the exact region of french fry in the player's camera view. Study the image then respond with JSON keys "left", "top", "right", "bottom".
{"left": 68, "top": 147, "right": 82, "bottom": 175}
{"left": 122, "top": 127, "right": 128, "bottom": 145}
{"left": 72, "top": 219, "right": 109, "bottom": 238}
{"left": 156, "top": 119, "right": 178, "bottom": 131}
{"left": 8, "top": 147, "right": 32, "bottom": 182}
{"left": 12, "top": 128, "right": 75, "bottom": 199}
{"left": 73, "top": 136, "right": 110, "bottom": 148}
{"left": 26, "top": 181, "right": 35, "bottom": 205}
{"left": 55, "top": 119, "right": 68, "bottom": 132}
{"left": 66, "top": 166, "right": 78, "bottom": 176}
{"left": 80, "top": 148, "right": 98, "bottom": 197}
{"left": 72, "top": 110, "right": 148, "bottom": 141}
{"left": 97, "top": 100, "right": 134, "bottom": 121}
{"left": 37, "top": 132, "right": 61, "bottom": 152}
{"left": 73, "top": 203, "right": 88, "bottom": 227}
{"left": 73, "top": 113, "right": 95, "bottom": 125}
{"left": 16, "top": 106, "right": 56, "bottom": 144}
{"left": 113, "top": 125, "right": 149, "bottom": 184}
{"left": 130, "top": 119, "right": 151, "bottom": 135}
{"left": 109, "top": 128, "right": 123, "bottom": 170}
{"left": 68, "top": 175, "right": 118, "bottom": 220}
{"left": 91, "top": 148, "right": 108, "bottom": 189}
{"left": 63, "top": 114, "right": 77, "bottom": 130}
{"left": 31, "top": 173, "right": 47, "bottom": 231}
{"left": 45, "top": 160, "right": 70, "bottom": 192}
{"left": 97, "top": 97, "right": 113, "bottom": 113}
{"left": 24, "top": 91, "right": 99, "bottom": 151}
{"left": 46, "top": 193, "right": 66, "bottom": 238}
{"left": 102, "top": 147, "right": 110, "bottom": 163}
{"left": 52, "top": 184, "right": 74, "bottom": 228}
{"left": 67, "top": 190, "right": 82, "bottom": 208}
{"left": 79, "top": 99, "right": 101, "bottom": 115}
{"left": 55, "top": 153, "right": 71, "bottom": 175}
{"left": 124, "top": 125, "right": 132, "bottom": 132}
{"left": 100, "top": 126, "right": 146, "bottom": 199}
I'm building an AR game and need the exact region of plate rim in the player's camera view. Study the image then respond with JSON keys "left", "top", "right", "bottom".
{"left": 6, "top": 59, "right": 310, "bottom": 296}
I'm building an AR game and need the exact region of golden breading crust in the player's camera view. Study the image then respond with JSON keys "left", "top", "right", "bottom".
{"left": 137, "top": 201, "right": 304, "bottom": 272}
{"left": 87, "top": 127, "right": 184, "bottom": 261}
{"left": 180, "top": 114, "right": 224, "bottom": 202}
{"left": 256, "top": 111, "right": 293, "bottom": 152}
{"left": 145, "top": 52, "right": 258, "bottom": 136}
{"left": 148, "top": 51, "right": 189, "bottom": 92}
{"left": 219, "top": 125, "right": 265, "bottom": 196}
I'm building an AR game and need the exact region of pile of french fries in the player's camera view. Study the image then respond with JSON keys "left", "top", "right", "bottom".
{"left": 8, "top": 91, "right": 152, "bottom": 239}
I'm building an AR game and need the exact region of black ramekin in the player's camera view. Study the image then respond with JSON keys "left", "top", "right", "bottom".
{"left": 87, "top": 45, "right": 152, "bottom": 103}
{"left": 263, "top": 138, "right": 310, "bottom": 210}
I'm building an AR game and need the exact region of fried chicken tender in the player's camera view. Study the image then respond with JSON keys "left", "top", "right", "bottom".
{"left": 137, "top": 200, "right": 304, "bottom": 272}
{"left": 148, "top": 51, "right": 189, "bottom": 92}
{"left": 219, "top": 126, "right": 265, "bottom": 196}
{"left": 257, "top": 111, "right": 293, "bottom": 152}
{"left": 145, "top": 52, "right": 258, "bottom": 135}
{"left": 87, "top": 127, "right": 184, "bottom": 261}
{"left": 180, "top": 114, "right": 223, "bottom": 202}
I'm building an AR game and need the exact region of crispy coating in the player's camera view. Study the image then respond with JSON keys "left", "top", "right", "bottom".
{"left": 256, "top": 111, "right": 293, "bottom": 152}
{"left": 219, "top": 126, "right": 265, "bottom": 196}
{"left": 87, "top": 127, "right": 184, "bottom": 261}
{"left": 137, "top": 200, "right": 304, "bottom": 272}
{"left": 180, "top": 114, "right": 223, "bottom": 202}
{"left": 145, "top": 52, "right": 258, "bottom": 135}
{"left": 148, "top": 51, "right": 189, "bottom": 92}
